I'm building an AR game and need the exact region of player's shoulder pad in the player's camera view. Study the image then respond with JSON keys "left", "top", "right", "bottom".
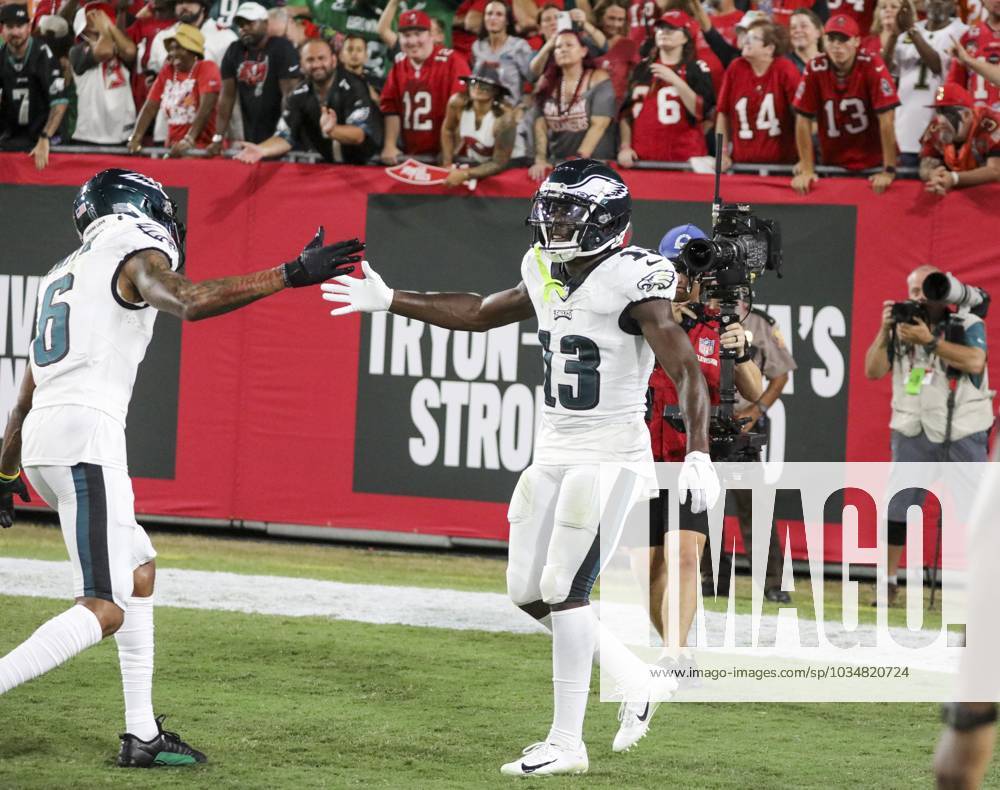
{"left": 105, "top": 212, "right": 181, "bottom": 270}
{"left": 750, "top": 307, "right": 776, "bottom": 325}
{"left": 608, "top": 245, "right": 677, "bottom": 297}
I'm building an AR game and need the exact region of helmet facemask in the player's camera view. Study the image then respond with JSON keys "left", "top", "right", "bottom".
{"left": 527, "top": 192, "right": 629, "bottom": 264}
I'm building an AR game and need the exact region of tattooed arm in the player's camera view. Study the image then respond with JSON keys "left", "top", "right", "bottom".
{"left": 119, "top": 231, "right": 363, "bottom": 320}
{"left": 120, "top": 249, "right": 286, "bottom": 321}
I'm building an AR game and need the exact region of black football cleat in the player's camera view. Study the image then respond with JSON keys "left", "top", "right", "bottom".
{"left": 117, "top": 715, "right": 207, "bottom": 768}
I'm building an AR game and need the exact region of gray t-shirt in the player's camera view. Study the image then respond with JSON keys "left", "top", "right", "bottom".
{"left": 538, "top": 72, "right": 616, "bottom": 161}
{"left": 470, "top": 35, "right": 535, "bottom": 104}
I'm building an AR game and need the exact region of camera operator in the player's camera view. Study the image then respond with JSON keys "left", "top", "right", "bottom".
{"left": 701, "top": 302, "right": 798, "bottom": 603}
{"left": 635, "top": 224, "right": 763, "bottom": 674}
{"left": 864, "top": 263, "right": 993, "bottom": 607}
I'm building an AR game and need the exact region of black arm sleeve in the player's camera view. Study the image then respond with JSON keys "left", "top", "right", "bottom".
{"left": 686, "top": 61, "right": 716, "bottom": 122}
{"left": 69, "top": 43, "right": 97, "bottom": 76}
{"left": 812, "top": 0, "right": 830, "bottom": 22}
{"left": 704, "top": 26, "right": 740, "bottom": 69}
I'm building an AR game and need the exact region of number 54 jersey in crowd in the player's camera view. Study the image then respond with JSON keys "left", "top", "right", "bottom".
{"left": 520, "top": 245, "right": 678, "bottom": 466}
{"left": 22, "top": 212, "right": 181, "bottom": 471}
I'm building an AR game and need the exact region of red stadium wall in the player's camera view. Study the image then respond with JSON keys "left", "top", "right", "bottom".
{"left": 1, "top": 154, "right": 998, "bottom": 560}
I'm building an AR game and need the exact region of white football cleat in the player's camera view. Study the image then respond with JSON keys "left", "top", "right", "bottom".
{"left": 500, "top": 741, "right": 589, "bottom": 777}
{"left": 612, "top": 667, "right": 678, "bottom": 753}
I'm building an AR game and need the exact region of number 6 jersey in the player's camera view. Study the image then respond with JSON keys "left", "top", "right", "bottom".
{"left": 521, "top": 244, "right": 677, "bottom": 466}
{"left": 22, "top": 212, "right": 180, "bottom": 471}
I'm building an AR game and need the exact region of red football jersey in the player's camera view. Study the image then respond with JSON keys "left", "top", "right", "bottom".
{"left": 919, "top": 106, "right": 1000, "bottom": 169}
{"left": 627, "top": 61, "right": 711, "bottom": 161}
{"left": 793, "top": 52, "right": 900, "bottom": 169}
{"left": 719, "top": 57, "right": 800, "bottom": 163}
{"left": 770, "top": 0, "right": 820, "bottom": 27}
{"left": 628, "top": 0, "right": 659, "bottom": 44}
{"left": 647, "top": 319, "right": 721, "bottom": 462}
{"left": 380, "top": 46, "right": 471, "bottom": 156}
{"left": 824, "top": 0, "right": 876, "bottom": 38}
{"left": 710, "top": 9, "right": 743, "bottom": 44}
{"left": 947, "top": 21, "right": 1000, "bottom": 110}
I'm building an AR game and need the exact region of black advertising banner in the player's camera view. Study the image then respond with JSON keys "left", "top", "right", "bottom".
{"left": 357, "top": 195, "right": 855, "bottom": 504}
{"left": 0, "top": 184, "right": 183, "bottom": 479}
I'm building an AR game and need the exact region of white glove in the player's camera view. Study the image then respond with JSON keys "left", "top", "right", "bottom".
{"left": 678, "top": 450, "right": 721, "bottom": 515}
{"left": 320, "top": 260, "right": 394, "bottom": 315}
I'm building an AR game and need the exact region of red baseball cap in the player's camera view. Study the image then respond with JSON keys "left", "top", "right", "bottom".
{"left": 398, "top": 9, "right": 431, "bottom": 30}
{"left": 655, "top": 9, "right": 696, "bottom": 39}
{"left": 926, "top": 82, "right": 974, "bottom": 108}
{"left": 824, "top": 14, "right": 859, "bottom": 38}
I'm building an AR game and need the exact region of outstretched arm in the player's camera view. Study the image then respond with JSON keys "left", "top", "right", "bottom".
{"left": 322, "top": 260, "right": 535, "bottom": 332}
{"left": 122, "top": 230, "right": 363, "bottom": 321}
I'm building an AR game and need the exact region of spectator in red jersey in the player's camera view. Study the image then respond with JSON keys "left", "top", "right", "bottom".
{"left": 689, "top": 4, "right": 768, "bottom": 68}
{"left": 440, "top": 64, "right": 518, "bottom": 185}
{"left": 947, "top": 0, "right": 1000, "bottom": 109}
{"left": 380, "top": 10, "right": 471, "bottom": 163}
{"left": 787, "top": 7, "right": 824, "bottom": 71}
{"left": 707, "top": 0, "right": 743, "bottom": 46}
{"left": 530, "top": 29, "right": 615, "bottom": 179}
{"left": 209, "top": 2, "right": 300, "bottom": 153}
{"left": 791, "top": 13, "right": 900, "bottom": 193}
{"left": 595, "top": 1, "right": 641, "bottom": 103}
{"left": 127, "top": 22, "right": 219, "bottom": 156}
{"left": 919, "top": 82, "right": 1000, "bottom": 190}
{"left": 626, "top": 0, "right": 662, "bottom": 46}
{"left": 618, "top": 10, "right": 714, "bottom": 165}
{"left": 825, "top": 0, "right": 877, "bottom": 43}
{"left": 452, "top": 0, "right": 486, "bottom": 60}
{"left": 471, "top": 0, "right": 535, "bottom": 103}
{"left": 771, "top": 0, "right": 830, "bottom": 28}
{"left": 122, "top": 0, "right": 176, "bottom": 111}
{"left": 951, "top": 27, "right": 1000, "bottom": 87}
{"left": 717, "top": 21, "right": 801, "bottom": 166}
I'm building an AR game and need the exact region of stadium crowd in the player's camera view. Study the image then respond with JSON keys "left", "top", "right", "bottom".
{"left": 0, "top": 0, "right": 998, "bottom": 192}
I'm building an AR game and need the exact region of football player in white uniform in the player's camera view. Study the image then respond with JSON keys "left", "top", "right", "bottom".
{"left": 322, "top": 159, "right": 720, "bottom": 776}
{"left": 0, "top": 168, "right": 362, "bottom": 766}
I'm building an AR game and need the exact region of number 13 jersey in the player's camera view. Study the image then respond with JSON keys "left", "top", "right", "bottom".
{"left": 23, "top": 212, "right": 180, "bottom": 470}
{"left": 520, "top": 244, "right": 677, "bottom": 465}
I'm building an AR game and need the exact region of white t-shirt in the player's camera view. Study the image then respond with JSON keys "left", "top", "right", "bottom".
{"left": 893, "top": 18, "right": 967, "bottom": 154}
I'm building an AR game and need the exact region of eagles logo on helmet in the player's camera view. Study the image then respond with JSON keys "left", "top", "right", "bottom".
{"left": 73, "top": 168, "right": 187, "bottom": 262}
{"left": 526, "top": 159, "right": 632, "bottom": 263}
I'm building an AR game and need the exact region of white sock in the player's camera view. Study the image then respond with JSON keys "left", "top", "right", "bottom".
{"left": 0, "top": 605, "right": 103, "bottom": 694}
{"left": 547, "top": 606, "right": 595, "bottom": 751}
{"left": 596, "top": 617, "right": 650, "bottom": 703}
{"left": 115, "top": 595, "right": 158, "bottom": 741}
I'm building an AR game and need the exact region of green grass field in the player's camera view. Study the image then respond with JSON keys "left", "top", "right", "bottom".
{"left": 0, "top": 523, "right": 985, "bottom": 789}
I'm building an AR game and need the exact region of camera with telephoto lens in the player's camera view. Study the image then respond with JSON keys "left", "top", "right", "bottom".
{"left": 922, "top": 271, "right": 990, "bottom": 318}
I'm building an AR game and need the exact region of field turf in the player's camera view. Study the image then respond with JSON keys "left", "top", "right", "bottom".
{"left": 0, "top": 523, "right": 984, "bottom": 789}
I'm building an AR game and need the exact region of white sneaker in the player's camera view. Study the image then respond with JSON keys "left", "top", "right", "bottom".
{"left": 612, "top": 667, "right": 678, "bottom": 753}
{"left": 500, "top": 741, "right": 589, "bottom": 776}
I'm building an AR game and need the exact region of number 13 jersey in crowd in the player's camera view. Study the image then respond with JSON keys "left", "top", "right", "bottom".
{"left": 23, "top": 212, "right": 180, "bottom": 470}
{"left": 520, "top": 244, "right": 678, "bottom": 465}
{"left": 792, "top": 51, "right": 900, "bottom": 170}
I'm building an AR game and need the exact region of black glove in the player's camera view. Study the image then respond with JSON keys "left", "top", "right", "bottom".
{"left": 0, "top": 473, "right": 31, "bottom": 528}
{"left": 281, "top": 227, "right": 365, "bottom": 288}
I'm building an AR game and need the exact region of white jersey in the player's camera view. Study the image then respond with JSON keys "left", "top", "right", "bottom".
{"left": 520, "top": 244, "right": 678, "bottom": 466}
{"left": 22, "top": 212, "right": 181, "bottom": 470}
{"left": 893, "top": 19, "right": 967, "bottom": 154}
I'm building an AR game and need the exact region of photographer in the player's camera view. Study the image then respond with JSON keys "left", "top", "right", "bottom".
{"left": 864, "top": 264, "right": 993, "bottom": 607}
{"left": 636, "top": 224, "right": 762, "bottom": 672}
